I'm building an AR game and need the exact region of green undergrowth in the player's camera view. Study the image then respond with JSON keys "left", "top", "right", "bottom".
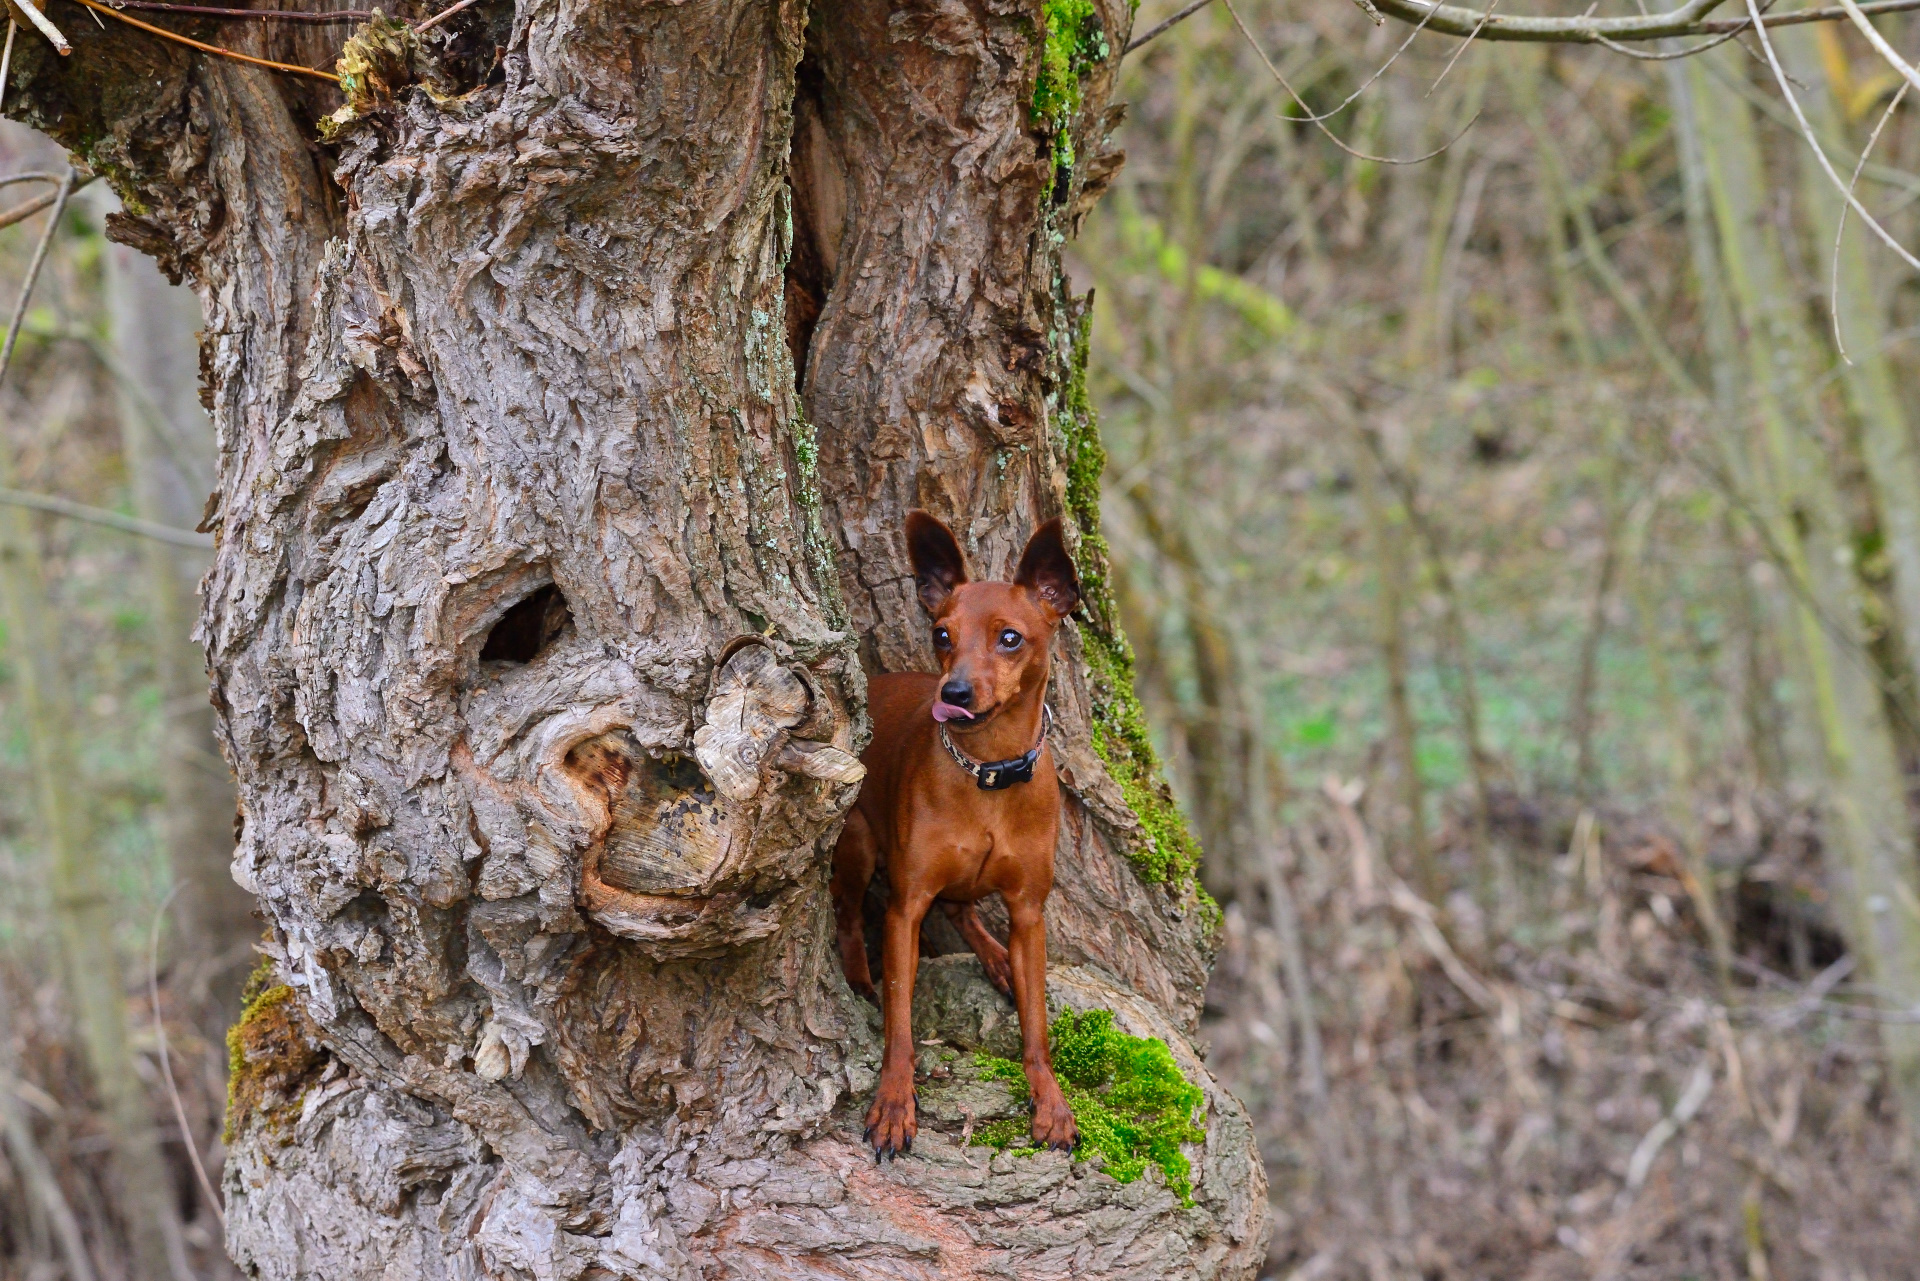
{"left": 972, "top": 1008, "right": 1206, "bottom": 1204}
{"left": 1057, "top": 307, "right": 1207, "bottom": 898}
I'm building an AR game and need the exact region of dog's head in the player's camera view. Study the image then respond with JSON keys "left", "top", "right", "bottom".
{"left": 904, "top": 510, "right": 1081, "bottom": 731}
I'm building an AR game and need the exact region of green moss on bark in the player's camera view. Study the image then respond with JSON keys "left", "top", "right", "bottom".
{"left": 1033, "top": 0, "right": 1108, "bottom": 129}
{"left": 1055, "top": 305, "right": 1206, "bottom": 895}
{"left": 973, "top": 1008, "right": 1206, "bottom": 1204}
{"left": 224, "top": 960, "right": 324, "bottom": 1143}
{"left": 1032, "top": 0, "right": 1109, "bottom": 195}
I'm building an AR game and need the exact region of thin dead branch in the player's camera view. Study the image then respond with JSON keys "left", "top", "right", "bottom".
{"left": 1224, "top": 0, "right": 1480, "bottom": 162}
{"left": 13, "top": 0, "right": 67, "bottom": 54}
{"left": 108, "top": 0, "right": 367, "bottom": 19}
{"left": 0, "top": 486, "right": 216, "bottom": 546}
{"left": 69, "top": 0, "right": 340, "bottom": 80}
{"left": 1830, "top": 81, "right": 1908, "bottom": 363}
{"left": 0, "top": 166, "right": 72, "bottom": 391}
{"left": 1743, "top": 0, "right": 1920, "bottom": 274}
{"left": 147, "top": 886, "right": 224, "bottom": 1229}
{"left": 1371, "top": 0, "right": 1920, "bottom": 43}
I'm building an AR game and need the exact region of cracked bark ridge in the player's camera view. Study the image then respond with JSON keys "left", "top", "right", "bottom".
{"left": 7, "top": 0, "right": 1265, "bottom": 1271}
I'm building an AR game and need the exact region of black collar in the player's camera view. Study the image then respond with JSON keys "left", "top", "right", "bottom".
{"left": 939, "top": 705, "right": 1052, "bottom": 791}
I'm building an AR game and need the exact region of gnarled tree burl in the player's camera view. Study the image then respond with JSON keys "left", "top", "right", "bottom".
{"left": 8, "top": 0, "right": 1265, "bottom": 1274}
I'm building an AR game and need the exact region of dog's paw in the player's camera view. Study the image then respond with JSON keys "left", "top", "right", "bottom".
{"left": 864, "top": 1081, "right": 917, "bottom": 1159}
{"left": 852, "top": 980, "right": 880, "bottom": 1006}
{"left": 979, "top": 948, "right": 1014, "bottom": 999}
{"left": 1030, "top": 1088, "right": 1077, "bottom": 1153}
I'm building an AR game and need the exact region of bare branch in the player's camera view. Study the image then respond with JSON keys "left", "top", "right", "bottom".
{"left": 0, "top": 22, "right": 18, "bottom": 114}
{"left": 1426, "top": 0, "right": 1498, "bottom": 93}
{"left": 1371, "top": 0, "right": 1920, "bottom": 44}
{"left": 107, "top": 1, "right": 368, "bottom": 21}
{"left": 15, "top": 0, "right": 67, "bottom": 55}
{"left": 1831, "top": 82, "right": 1907, "bottom": 364}
{"left": 1126, "top": 0, "right": 1218, "bottom": 54}
{"left": 69, "top": 0, "right": 340, "bottom": 80}
{"left": 0, "top": 166, "right": 73, "bottom": 391}
{"left": 1836, "top": 0, "right": 1920, "bottom": 96}
{"left": 148, "top": 886, "right": 225, "bottom": 1229}
{"left": 1224, "top": 0, "right": 1479, "bottom": 162}
{"left": 0, "top": 174, "right": 94, "bottom": 234}
{"left": 1745, "top": 0, "right": 1920, "bottom": 274}
{"left": 413, "top": 0, "right": 482, "bottom": 32}
{"left": 0, "top": 487, "right": 215, "bottom": 546}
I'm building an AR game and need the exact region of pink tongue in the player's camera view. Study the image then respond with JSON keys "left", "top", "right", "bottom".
{"left": 932, "top": 701, "right": 976, "bottom": 723}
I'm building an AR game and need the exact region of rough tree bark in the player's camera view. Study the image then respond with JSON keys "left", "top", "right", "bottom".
{"left": 8, "top": 0, "right": 1265, "bottom": 1274}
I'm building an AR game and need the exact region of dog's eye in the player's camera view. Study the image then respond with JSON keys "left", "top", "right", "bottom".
{"left": 933, "top": 627, "right": 951, "bottom": 649}
{"left": 998, "top": 629, "right": 1023, "bottom": 651}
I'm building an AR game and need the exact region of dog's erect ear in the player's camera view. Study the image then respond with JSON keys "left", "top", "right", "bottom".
{"left": 905, "top": 510, "right": 968, "bottom": 614}
{"left": 1014, "top": 518, "right": 1081, "bottom": 621}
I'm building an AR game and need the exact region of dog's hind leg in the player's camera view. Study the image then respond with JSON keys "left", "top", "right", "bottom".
{"left": 942, "top": 901, "right": 1013, "bottom": 998}
{"left": 831, "top": 809, "right": 880, "bottom": 1004}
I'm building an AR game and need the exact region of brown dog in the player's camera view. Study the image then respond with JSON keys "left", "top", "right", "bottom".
{"left": 832, "top": 511, "right": 1082, "bottom": 1158}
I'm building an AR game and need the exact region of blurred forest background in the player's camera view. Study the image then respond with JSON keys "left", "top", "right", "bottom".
{"left": 4, "top": 0, "right": 1920, "bottom": 1275}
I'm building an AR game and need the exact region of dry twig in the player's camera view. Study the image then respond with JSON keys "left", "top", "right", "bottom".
{"left": 68, "top": 0, "right": 340, "bottom": 79}
{"left": 413, "top": 0, "right": 481, "bottom": 31}
{"left": 108, "top": 1, "right": 367, "bottom": 19}
{"left": 148, "top": 886, "right": 225, "bottom": 1228}
{"left": 1371, "top": 0, "right": 1920, "bottom": 43}
{"left": 0, "top": 486, "right": 214, "bottom": 545}
{"left": 0, "top": 166, "right": 72, "bottom": 392}
{"left": 1829, "top": 81, "right": 1907, "bottom": 364}
{"left": 1744, "top": 0, "right": 1920, "bottom": 275}
{"left": 1223, "top": 0, "right": 1479, "bottom": 162}
{"left": 12, "top": 0, "right": 67, "bottom": 54}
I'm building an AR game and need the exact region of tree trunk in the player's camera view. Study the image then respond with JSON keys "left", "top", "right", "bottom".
{"left": 0, "top": 383, "right": 191, "bottom": 1280}
{"left": 1350, "top": 417, "right": 1435, "bottom": 901}
{"left": 1677, "top": 48, "right": 1920, "bottom": 1140}
{"left": 11, "top": 0, "right": 1263, "bottom": 1275}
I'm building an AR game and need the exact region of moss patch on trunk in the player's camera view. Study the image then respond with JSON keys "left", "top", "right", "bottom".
{"left": 1055, "top": 304, "right": 1208, "bottom": 897}
{"left": 972, "top": 1007, "right": 1206, "bottom": 1204}
{"left": 225, "top": 961, "right": 325, "bottom": 1143}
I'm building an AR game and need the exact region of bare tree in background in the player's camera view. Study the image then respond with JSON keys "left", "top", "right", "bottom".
{"left": 103, "top": 235, "right": 256, "bottom": 1013}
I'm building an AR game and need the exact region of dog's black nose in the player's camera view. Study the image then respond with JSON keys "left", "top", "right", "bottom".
{"left": 940, "top": 679, "right": 973, "bottom": 707}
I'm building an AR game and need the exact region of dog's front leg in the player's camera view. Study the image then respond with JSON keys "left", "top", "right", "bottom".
{"left": 866, "top": 888, "right": 931, "bottom": 1158}
{"left": 1005, "top": 897, "right": 1078, "bottom": 1151}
